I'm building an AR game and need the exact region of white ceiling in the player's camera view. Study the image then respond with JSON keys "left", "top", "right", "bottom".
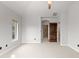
{"left": 0, "top": 1, "right": 73, "bottom": 17}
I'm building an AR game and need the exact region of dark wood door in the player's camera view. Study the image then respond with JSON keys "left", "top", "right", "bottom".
{"left": 49, "top": 23, "right": 57, "bottom": 42}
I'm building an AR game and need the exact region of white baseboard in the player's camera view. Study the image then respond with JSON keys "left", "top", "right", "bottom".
{"left": 68, "top": 45, "right": 79, "bottom": 53}
{"left": 22, "top": 41, "right": 41, "bottom": 44}
{"left": 23, "top": 42, "right": 41, "bottom": 44}
{"left": 60, "top": 43, "right": 67, "bottom": 46}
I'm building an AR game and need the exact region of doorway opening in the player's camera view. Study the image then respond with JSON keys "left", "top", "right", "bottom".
{"left": 41, "top": 20, "right": 49, "bottom": 42}
{"left": 41, "top": 19, "right": 60, "bottom": 43}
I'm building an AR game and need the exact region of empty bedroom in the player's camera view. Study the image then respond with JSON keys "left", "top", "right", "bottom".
{"left": 0, "top": 0, "right": 79, "bottom": 58}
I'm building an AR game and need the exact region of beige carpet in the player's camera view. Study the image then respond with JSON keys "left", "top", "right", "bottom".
{"left": 0, "top": 42, "right": 79, "bottom": 58}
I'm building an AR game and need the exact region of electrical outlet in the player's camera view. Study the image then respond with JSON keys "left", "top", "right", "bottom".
{"left": 77, "top": 44, "right": 79, "bottom": 47}
{"left": 6, "top": 44, "right": 8, "bottom": 47}
{"left": 0, "top": 47, "right": 2, "bottom": 50}
{"left": 34, "top": 38, "right": 36, "bottom": 40}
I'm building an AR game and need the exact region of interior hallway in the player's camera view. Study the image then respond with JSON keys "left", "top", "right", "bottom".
{"left": 0, "top": 41, "right": 79, "bottom": 58}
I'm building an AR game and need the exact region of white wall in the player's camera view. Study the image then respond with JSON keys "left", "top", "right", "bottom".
{"left": 0, "top": 1, "right": 70, "bottom": 45}
{"left": 22, "top": 16, "right": 41, "bottom": 43}
{"left": 59, "top": 12, "right": 68, "bottom": 46}
{"left": 0, "top": 3, "right": 22, "bottom": 55}
{"left": 21, "top": 6, "right": 59, "bottom": 43}
{"left": 67, "top": 2, "right": 79, "bottom": 52}
{"left": 22, "top": 3, "right": 52, "bottom": 43}
{"left": 22, "top": 2, "right": 68, "bottom": 45}
{"left": 22, "top": 8, "right": 68, "bottom": 45}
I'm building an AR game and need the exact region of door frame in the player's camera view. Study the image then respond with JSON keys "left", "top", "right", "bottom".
{"left": 41, "top": 17, "right": 60, "bottom": 43}
{"left": 41, "top": 20, "right": 49, "bottom": 42}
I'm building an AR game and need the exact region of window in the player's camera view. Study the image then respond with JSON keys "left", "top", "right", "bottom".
{"left": 12, "top": 19, "right": 18, "bottom": 41}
